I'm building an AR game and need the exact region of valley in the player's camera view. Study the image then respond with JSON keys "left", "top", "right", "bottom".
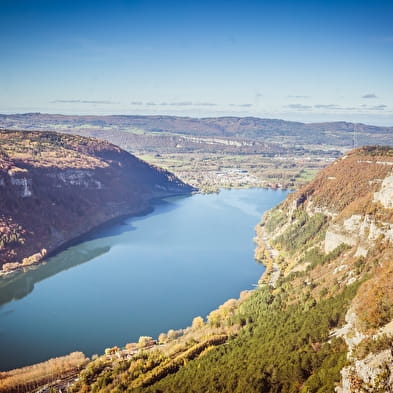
{"left": 4, "top": 114, "right": 393, "bottom": 192}
{"left": 2, "top": 0, "right": 392, "bottom": 391}
{"left": 1, "top": 121, "right": 393, "bottom": 393}
{"left": 61, "top": 146, "right": 393, "bottom": 393}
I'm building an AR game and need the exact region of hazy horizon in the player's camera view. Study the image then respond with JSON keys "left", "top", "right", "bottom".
{"left": 1, "top": 0, "right": 393, "bottom": 126}
{"left": 1, "top": 111, "right": 393, "bottom": 128}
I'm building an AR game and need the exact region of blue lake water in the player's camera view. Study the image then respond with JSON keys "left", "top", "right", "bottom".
{"left": 0, "top": 188, "right": 288, "bottom": 370}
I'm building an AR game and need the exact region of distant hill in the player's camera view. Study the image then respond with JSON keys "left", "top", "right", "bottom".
{"left": 0, "top": 130, "right": 193, "bottom": 270}
{"left": 1, "top": 113, "right": 393, "bottom": 149}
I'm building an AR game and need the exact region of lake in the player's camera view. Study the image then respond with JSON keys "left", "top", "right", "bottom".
{"left": 0, "top": 188, "right": 288, "bottom": 370}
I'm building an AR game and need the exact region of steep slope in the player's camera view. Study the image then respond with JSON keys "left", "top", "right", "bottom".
{"left": 0, "top": 130, "right": 193, "bottom": 270}
{"left": 256, "top": 146, "right": 393, "bottom": 392}
{"left": 64, "top": 146, "right": 393, "bottom": 393}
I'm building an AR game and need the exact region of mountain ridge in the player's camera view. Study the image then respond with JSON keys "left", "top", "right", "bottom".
{"left": 1, "top": 114, "right": 392, "bottom": 145}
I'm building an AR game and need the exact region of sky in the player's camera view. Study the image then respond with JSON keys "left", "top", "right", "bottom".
{"left": 1, "top": 0, "right": 393, "bottom": 125}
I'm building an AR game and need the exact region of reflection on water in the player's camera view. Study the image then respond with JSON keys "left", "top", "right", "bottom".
{"left": 0, "top": 246, "right": 111, "bottom": 306}
{"left": 0, "top": 198, "right": 182, "bottom": 307}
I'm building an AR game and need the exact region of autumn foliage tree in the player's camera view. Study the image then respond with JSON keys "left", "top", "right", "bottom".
{"left": 0, "top": 352, "right": 87, "bottom": 393}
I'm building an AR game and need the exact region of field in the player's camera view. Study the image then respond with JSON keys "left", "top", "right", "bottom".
{"left": 137, "top": 152, "right": 331, "bottom": 192}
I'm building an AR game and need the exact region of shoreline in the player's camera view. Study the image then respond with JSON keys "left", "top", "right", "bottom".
{"left": 0, "top": 190, "right": 194, "bottom": 278}
{"left": 254, "top": 218, "right": 282, "bottom": 287}
{"left": 1, "top": 186, "right": 285, "bottom": 278}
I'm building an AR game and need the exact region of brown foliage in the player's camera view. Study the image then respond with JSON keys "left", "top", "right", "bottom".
{"left": 354, "top": 258, "right": 393, "bottom": 331}
{"left": 288, "top": 148, "right": 393, "bottom": 213}
{"left": 0, "top": 352, "right": 87, "bottom": 393}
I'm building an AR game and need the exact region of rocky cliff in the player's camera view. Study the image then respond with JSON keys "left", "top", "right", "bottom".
{"left": 0, "top": 130, "right": 194, "bottom": 270}
{"left": 258, "top": 146, "right": 393, "bottom": 392}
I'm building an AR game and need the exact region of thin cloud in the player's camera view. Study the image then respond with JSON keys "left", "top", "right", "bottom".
{"left": 360, "top": 104, "right": 387, "bottom": 110}
{"left": 370, "top": 104, "right": 387, "bottom": 110}
{"left": 169, "top": 101, "right": 193, "bottom": 106}
{"left": 313, "top": 103, "right": 388, "bottom": 112}
{"left": 167, "top": 101, "right": 217, "bottom": 107}
{"left": 314, "top": 104, "right": 340, "bottom": 109}
{"left": 230, "top": 103, "right": 253, "bottom": 108}
{"left": 362, "top": 93, "right": 378, "bottom": 99}
{"left": 195, "top": 102, "right": 218, "bottom": 107}
{"left": 314, "top": 104, "right": 366, "bottom": 111}
{"left": 288, "top": 95, "right": 311, "bottom": 99}
{"left": 341, "top": 107, "right": 357, "bottom": 110}
{"left": 287, "top": 104, "right": 312, "bottom": 110}
{"left": 131, "top": 101, "right": 218, "bottom": 107}
{"left": 51, "top": 99, "right": 115, "bottom": 104}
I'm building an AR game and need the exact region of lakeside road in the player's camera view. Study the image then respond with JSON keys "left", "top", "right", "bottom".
{"left": 269, "top": 263, "right": 281, "bottom": 288}
{"left": 259, "top": 230, "right": 281, "bottom": 288}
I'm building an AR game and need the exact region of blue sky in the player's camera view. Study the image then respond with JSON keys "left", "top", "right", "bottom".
{"left": 1, "top": 0, "right": 393, "bottom": 125}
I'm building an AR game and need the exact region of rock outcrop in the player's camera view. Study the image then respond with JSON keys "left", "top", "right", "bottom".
{"left": 338, "top": 350, "right": 393, "bottom": 393}
{"left": 374, "top": 174, "right": 393, "bottom": 208}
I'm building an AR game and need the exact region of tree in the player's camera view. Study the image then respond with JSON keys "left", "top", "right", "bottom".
{"left": 158, "top": 333, "right": 168, "bottom": 344}
{"left": 138, "top": 336, "right": 154, "bottom": 348}
{"left": 192, "top": 316, "right": 204, "bottom": 329}
{"left": 167, "top": 329, "right": 179, "bottom": 341}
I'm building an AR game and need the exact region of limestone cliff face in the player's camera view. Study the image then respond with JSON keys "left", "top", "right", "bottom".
{"left": 257, "top": 146, "right": 393, "bottom": 392}
{"left": 325, "top": 214, "right": 393, "bottom": 257}
{"left": 0, "top": 130, "right": 194, "bottom": 269}
{"left": 338, "top": 350, "right": 393, "bottom": 393}
{"left": 374, "top": 173, "right": 393, "bottom": 209}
